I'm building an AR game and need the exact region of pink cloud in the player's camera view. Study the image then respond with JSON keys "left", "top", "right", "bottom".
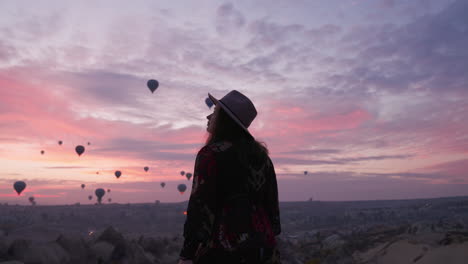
{"left": 253, "top": 101, "right": 372, "bottom": 152}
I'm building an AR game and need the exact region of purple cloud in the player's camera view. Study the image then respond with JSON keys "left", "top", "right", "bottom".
{"left": 215, "top": 3, "right": 246, "bottom": 34}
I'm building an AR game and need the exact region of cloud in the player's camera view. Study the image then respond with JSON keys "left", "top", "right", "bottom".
{"left": 94, "top": 137, "right": 200, "bottom": 162}
{"left": 335, "top": 154, "right": 412, "bottom": 163}
{"left": 340, "top": 0, "right": 468, "bottom": 95}
{"left": 215, "top": 3, "right": 246, "bottom": 34}
{"left": 272, "top": 157, "right": 344, "bottom": 166}
{"left": 0, "top": 40, "right": 16, "bottom": 63}
{"left": 0, "top": 0, "right": 466, "bottom": 203}
{"left": 44, "top": 166, "right": 89, "bottom": 169}
{"left": 272, "top": 154, "right": 411, "bottom": 166}
{"left": 278, "top": 149, "right": 341, "bottom": 156}
{"left": 276, "top": 170, "right": 468, "bottom": 201}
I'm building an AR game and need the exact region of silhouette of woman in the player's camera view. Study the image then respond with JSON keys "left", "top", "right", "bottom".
{"left": 178, "top": 90, "right": 281, "bottom": 264}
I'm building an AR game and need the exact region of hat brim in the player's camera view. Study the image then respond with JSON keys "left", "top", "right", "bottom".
{"left": 208, "top": 93, "right": 254, "bottom": 138}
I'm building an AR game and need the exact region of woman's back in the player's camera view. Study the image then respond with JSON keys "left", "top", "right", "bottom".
{"left": 207, "top": 141, "right": 281, "bottom": 250}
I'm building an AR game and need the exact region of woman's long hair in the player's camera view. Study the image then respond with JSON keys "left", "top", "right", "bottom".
{"left": 206, "top": 107, "right": 269, "bottom": 166}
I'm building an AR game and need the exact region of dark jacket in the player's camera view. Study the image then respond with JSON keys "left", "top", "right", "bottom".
{"left": 179, "top": 141, "right": 281, "bottom": 261}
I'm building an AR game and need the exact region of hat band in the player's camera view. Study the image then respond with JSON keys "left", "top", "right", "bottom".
{"left": 219, "top": 99, "right": 248, "bottom": 128}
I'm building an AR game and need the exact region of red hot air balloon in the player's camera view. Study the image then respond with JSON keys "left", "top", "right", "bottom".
{"left": 177, "top": 184, "right": 187, "bottom": 194}
{"left": 147, "top": 79, "right": 159, "bottom": 93}
{"left": 115, "top": 171, "right": 122, "bottom": 179}
{"left": 13, "top": 181, "right": 26, "bottom": 195}
{"left": 107, "top": 189, "right": 111, "bottom": 193}
{"left": 41, "top": 150, "right": 45, "bottom": 155}
{"left": 75, "top": 145, "right": 85, "bottom": 156}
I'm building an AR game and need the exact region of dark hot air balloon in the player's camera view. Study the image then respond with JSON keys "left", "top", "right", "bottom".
{"left": 13, "top": 181, "right": 26, "bottom": 195}
{"left": 58, "top": 140, "right": 63, "bottom": 145}
{"left": 95, "top": 188, "right": 105, "bottom": 204}
{"left": 304, "top": 171, "right": 308, "bottom": 175}
{"left": 180, "top": 171, "right": 185, "bottom": 176}
{"left": 115, "top": 171, "right": 122, "bottom": 179}
{"left": 185, "top": 173, "right": 192, "bottom": 181}
{"left": 87, "top": 142, "right": 91, "bottom": 146}
{"left": 144, "top": 166, "right": 149, "bottom": 172}
{"left": 41, "top": 150, "right": 44, "bottom": 155}
{"left": 81, "top": 184, "right": 85, "bottom": 189}
{"left": 28, "top": 196, "right": 35, "bottom": 203}
{"left": 177, "top": 184, "right": 187, "bottom": 194}
{"left": 88, "top": 195, "right": 92, "bottom": 201}
{"left": 160, "top": 182, "right": 166, "bottom": 188}
{"left": 108, "top": 198, "right": 112, "bottom": 203}
{"left": 107, "top": 189, "right": 111, "bottom": 193}
{"left": 147, "top": 79, "right": 159, "bottom": 93}
{"left": 75, "top": 145, "right": 85, "bottom": 156}
{"left": 205, "top": 97, "right": 214, "bottom": 108}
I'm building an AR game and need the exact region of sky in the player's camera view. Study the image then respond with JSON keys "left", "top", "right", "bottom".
{"left": 0, "top": 0, "right": 467, "bottom": 205}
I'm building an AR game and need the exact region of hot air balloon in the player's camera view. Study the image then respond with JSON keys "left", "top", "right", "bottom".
{"left": 160, "top": 182, "right": 166, "bottom": 188}
{"left": 180, "top": 171, "right": 185, "bottom": 176}
{"left": 115, "top": 171, "right": 122, "bottom": 179}
{"left": 75, "top": 145, "right": 85, "bottom": 156}
{"left": 81, "top": 184, "right": 85, "bottom": 189}
{"left": 58, "top": 140, "right": 63, "bottom": 145}
{"left": 177, "top": 184, "right": 187, "bottom": 194}
{"left": 186, "top": 173, "right": 192, "bottom": 181}
{"left": 147, "top": 79, "right": 159, "bottom": 93}
{"left": 205, "top": 97, "right": 214, "bottom": 108}
{"left": 304, "top": 171, "right": 308, "bottom": 175}
{"left": 28, "top": 196, "right": 35, "bottom": 203}
{"left": 41, "top": 150, "right": 45, "bottom": 155}
{"left": 107, "top": 189, "right": 111, "bottom": 193}
{"left": 88, "top": 195, "right": 92, "bottom": 201}
{"left": 95, "top": 188, "right": 105, "bottom": 204}
{"left": 87, "top": 142, "right": 91, "bottom": 146}
{"left": 96, "top": 171, "right": 99, "bottom": 174}
{"left": 144, "top": 166, "right": 149, "bottom": 172}
{"left": 13, "top": 181, "right": 26, "bottom": 195}
{"left": 108, "top": 198, "right": 112, "bottom": 203}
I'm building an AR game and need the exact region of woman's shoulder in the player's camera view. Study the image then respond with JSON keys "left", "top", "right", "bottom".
{"left": 199, "top": 141, "right": 233, "bottom": 155}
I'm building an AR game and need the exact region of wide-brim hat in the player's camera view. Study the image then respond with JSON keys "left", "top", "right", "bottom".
{"left": 208, "top": 90, "right": 257, "bottom": 138}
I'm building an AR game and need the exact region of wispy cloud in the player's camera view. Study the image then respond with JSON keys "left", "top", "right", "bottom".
{"left": 0, "top": 0, "right": 466, "bottom": 203}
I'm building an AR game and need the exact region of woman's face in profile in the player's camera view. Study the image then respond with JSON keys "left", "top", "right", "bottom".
{"left": 206, "top": 105, "right": 220, "bottom": 133}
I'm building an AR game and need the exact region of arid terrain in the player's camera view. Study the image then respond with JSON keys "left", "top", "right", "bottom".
{"left": 1, "top": 196, "right": 468, "bottom": 264}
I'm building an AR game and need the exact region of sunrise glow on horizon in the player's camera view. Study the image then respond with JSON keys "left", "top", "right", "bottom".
{"left": 1, "top": 0, "right": 467, "bottom": 205}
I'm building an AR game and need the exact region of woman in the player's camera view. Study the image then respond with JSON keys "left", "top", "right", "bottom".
{"left": 178, "top": 90, "right": 281, "bottom": 264}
